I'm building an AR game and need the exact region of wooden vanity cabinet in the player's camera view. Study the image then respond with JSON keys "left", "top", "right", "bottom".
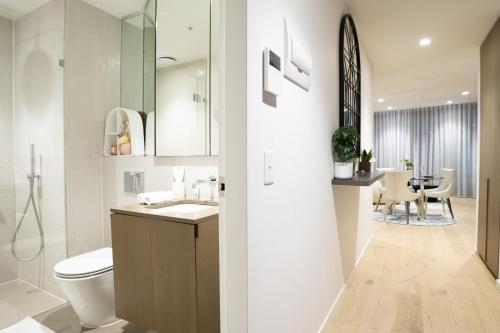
{"left": 111, "top": 213, "right": 219, "bottom": 333}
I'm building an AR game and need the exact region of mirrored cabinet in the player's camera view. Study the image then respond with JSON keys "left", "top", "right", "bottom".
{"left": 118, "top": 0, "right": 217, "bottom": 157}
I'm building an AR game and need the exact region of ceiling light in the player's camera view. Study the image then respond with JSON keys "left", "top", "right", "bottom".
{"left": 419, "top": 38, "right": 431, "bottom": 46}
{"left": 157, "top": 56, "right": 177, "bottom": 66}
{"left": 387, "top": 106, "right": 393, "bottom": 110}
{"left": 447, "top": 100, "right": 453, "bottom": 105}
{"left": 462, "top": 91, "right": 470, "bottom": 96}
{"left": 377, "top": 98, "right": 384, "bottom": 103}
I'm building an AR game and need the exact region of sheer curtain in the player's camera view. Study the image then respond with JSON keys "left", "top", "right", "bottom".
{"left": 374, "top": 103, "right": 478, "bottom": 197}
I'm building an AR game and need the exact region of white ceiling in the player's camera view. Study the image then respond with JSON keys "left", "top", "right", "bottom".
{"left": 83, "top": 0, "right": 147, "bottom": 18}
{"left": 0, "top": 0, "right": 50, "bottom": 19}
{"left": 348, "top": 0, "right": 500, "bottom": 110}
{"left": 156, "top": 0, "right": 209, "bottom": 67}
{"left": 0, "top": 0, "right": 147, "bottom": 19}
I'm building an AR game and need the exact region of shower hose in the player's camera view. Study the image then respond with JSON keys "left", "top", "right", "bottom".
{"left": 11, "top": 172, "right": 44, "bottom": 262}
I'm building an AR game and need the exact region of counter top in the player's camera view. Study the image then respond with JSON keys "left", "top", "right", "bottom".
{"left": 331, "top": 170, "right": 385, "bottom": 187}
{"left": 111, "top": 199, "right": 219, "bottom": 225}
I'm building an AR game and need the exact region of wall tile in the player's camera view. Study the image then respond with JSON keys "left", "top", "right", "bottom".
{"left": 64, "top": 0, "right": 121, "bottom": 257}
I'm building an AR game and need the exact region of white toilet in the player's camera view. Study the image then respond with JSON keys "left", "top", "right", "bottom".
{"left": 54, "top": 247, "right": 118, "bottom": 328}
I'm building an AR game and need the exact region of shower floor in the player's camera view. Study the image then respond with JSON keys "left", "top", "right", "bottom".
{"left": 0, "top": 279, "right": 66, "bottom": 329}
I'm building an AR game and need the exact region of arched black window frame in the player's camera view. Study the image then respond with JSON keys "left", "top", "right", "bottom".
{"left": 339, "top": 14, "right": 361, "bottom": 153}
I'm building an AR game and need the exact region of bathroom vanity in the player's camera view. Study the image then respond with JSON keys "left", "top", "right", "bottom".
{"left": 110, "top": 200, "right": 219, "bottom": 333}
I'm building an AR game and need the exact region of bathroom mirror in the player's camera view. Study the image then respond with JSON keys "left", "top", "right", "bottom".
{"left": 120, "top": 0, "right": 156, "bottom": 115}
{"left": 155, "top": 0, "right": 216, "bottom": 156}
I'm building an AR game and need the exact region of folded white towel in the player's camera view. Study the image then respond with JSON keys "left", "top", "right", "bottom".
{"left": 137, "top": 191, "right": 174, "bottom": 205}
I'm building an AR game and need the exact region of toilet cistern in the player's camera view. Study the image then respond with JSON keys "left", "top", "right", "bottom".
{"left": 192, "top": 176, "right": 217, "bottom": 200}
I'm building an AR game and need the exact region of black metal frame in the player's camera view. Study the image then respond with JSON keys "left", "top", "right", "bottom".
{"left": 339, "top": 14, "right": 361, "bottom": 153}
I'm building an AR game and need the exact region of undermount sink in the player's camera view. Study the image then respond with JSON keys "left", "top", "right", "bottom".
{"left": 152, "top": 203, "right": 214, "bottom": 214}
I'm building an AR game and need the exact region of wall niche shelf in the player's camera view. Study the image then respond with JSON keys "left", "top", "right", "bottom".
{"left": 331, "top": 170, "right": 384, "bottom": 187}
{"left": 104, "top": 108, "right": 145, "bottom": 157}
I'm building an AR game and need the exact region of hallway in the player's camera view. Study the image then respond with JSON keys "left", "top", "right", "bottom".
{"left": 324, "top": 198, "right": 500, "bottom": 332}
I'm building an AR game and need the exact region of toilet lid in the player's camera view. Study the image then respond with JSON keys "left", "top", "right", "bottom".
{"left": 54, "top": 247, "right": 113, "bottom": 278}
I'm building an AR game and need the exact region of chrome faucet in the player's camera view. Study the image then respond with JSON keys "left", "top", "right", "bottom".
{"left": 192, "top": 175, "right": 217, "bottom": 200}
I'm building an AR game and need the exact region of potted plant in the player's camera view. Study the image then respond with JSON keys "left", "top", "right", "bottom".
{"left": 359, "top": 149, "right": 373, "bottom": 173}
{"left": 400, "top": 158, "right": 414, "bottom": 170}
{"left": 332, "top": 126, "right": 359, "bottom": 179}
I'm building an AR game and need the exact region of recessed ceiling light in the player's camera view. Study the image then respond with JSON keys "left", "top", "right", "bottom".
{"left": 387, "top": 106, "right": 393, "bottom": 110}
{"left": 157, "top": 56, "right": 177, "bottom": 66}
{"left": 462, "top": 91, "right": 470, "bottom": 96}
{"left": 377, "top": 98, "right": 384, "bottom": 103}
{"left": 419, "top": 38, "right": 431, "bottom": 46}
{"left": 447, "top": 100, "right": 453, "bottom": 105}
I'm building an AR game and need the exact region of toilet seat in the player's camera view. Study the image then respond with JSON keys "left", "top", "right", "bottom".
{"left": 55, "top": 247, "right": 113, "bottom": 279}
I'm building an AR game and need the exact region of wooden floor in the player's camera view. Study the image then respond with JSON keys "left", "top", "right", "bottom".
{"left": 323, "top": 198, "right": 500, "bottom": 333}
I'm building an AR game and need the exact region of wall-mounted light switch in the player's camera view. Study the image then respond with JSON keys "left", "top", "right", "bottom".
{"left": 264, "top": 150, "right": 274, "bottom": 186}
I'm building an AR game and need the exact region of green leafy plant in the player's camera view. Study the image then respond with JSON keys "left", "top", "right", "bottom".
{"left": 360, "top": 149, "right": 373, "bottom": 162}
{"left": 400, "top": 158, "right": 414, "bottom": 169}
{"left": 332, "top": 126, "right": 359, "bottom": 162}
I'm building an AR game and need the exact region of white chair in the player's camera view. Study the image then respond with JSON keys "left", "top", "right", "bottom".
{"left": 372, "top": 168, "right": 395, "bottom": 211}
{"left": 424, "top": 168, "right": 456, "bottom": 219}
{"left": 383, "top": 170, "right": 422, "bottom": 223}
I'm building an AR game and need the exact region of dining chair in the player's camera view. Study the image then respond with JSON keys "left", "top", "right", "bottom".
{"left": 383, "top": 170, "right": 422, "bottom": 224}
{"left": 373, "top": 167, "right": 395, "bottom": 211}
{"left": 424, "top": 168, "right": 456, "bottom": 219}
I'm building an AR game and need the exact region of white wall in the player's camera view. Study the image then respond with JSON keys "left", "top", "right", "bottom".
{"left": 245, "top": 1, "right": 373, "bottom": 332}
{"left": 333, "top": 43, "right": 374, "bottom": 284}
{"left": 356, "top": 44, "right": 374, "bottom": 264}
{"left": 247, "top": 0, "right": 346, "bottom": 332}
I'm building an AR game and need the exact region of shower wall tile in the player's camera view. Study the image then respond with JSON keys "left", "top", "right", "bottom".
{"left": 63, "top": 0, "right": 121, "bottom": 257}
{"left": 13, "top": 0, "right": 66, "bottom": 298}
{"left": 0, "top": 17, "right": 16, "bottom": 284}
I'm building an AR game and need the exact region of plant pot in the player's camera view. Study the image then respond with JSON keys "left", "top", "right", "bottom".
{"left": 334, "top": 161, "right": 354, "bottom": 179}
{"left": 358, "top": 161, "right": 372, "bottom": 173}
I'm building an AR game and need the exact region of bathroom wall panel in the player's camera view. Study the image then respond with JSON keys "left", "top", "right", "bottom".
{"left": 0, "top": 17, "right": 16, "bottom": 283}
{"left": 13, "top": 0, "right": 66, "bottom": 297}
{"left": 64, "top": 0, "right": 121, "bottom": 257}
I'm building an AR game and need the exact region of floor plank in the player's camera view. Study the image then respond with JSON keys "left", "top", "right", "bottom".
{"left": 323, "top": 198, "right": 500, "bottom": 333}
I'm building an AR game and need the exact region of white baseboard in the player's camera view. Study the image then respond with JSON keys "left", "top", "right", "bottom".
{"left": 355, "top": 233, "right": 374, "bottom": 267}
{"left": 317, "top": 284, "right": 346, "bottom": 333}
{"left": 317, "top": 232, "right": 375, "bottom": 333}
{"left": 496, "top": 279, "right": 500, "bottom": 288}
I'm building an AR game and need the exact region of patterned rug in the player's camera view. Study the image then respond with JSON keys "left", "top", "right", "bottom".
{"left": 373, "top": 202, "right": 457, "bottom": 226}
